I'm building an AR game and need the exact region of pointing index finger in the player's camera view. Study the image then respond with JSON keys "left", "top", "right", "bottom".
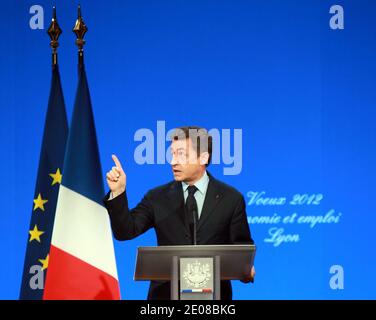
{"left": 112, "top": 154, "right": 123, "bottom": 170}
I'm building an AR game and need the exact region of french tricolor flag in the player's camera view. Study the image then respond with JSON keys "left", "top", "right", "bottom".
{"left": 43, "top": 65, "right": 120, "bottom": 300}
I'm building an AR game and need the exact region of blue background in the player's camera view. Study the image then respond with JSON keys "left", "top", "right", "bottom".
{"left": 1, "top": 0, "right": 375, "bottom": 299}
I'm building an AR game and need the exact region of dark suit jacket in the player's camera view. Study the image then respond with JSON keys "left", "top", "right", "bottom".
{"left": 104, "top": 172, "right": 254, "bottom": 300}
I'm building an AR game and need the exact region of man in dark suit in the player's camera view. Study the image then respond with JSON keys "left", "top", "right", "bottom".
{"left": 104, "top": 126, "right": 255, "bottom": 300}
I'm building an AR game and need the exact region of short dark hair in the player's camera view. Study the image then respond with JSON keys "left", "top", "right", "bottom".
{"left": 171, "top": 126, "right": 213, "bottom": 166}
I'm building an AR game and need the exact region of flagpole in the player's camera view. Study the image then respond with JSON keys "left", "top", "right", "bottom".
{"left": 73, "top": 5, "right": 88, "bottom": 69}
{"left": 47, "top": 6, "right": 62, "bottom": 67}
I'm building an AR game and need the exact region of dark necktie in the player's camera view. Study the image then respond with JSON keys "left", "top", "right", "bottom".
{"left": 186, "top": 185, "right": 198, "bottom": 245}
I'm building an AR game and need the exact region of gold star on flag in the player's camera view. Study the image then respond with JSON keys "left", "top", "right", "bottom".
{"left": 49, "top": 168, "right": 62, "bottom": 186}
{"left": 38, "top": 254, "right": 49, "bottom": 271}
{"left": 33, "top": 193, "right": 48, "bottom": 211}
{"left": 29, "top": 225, "right": 45, "bottom": 243}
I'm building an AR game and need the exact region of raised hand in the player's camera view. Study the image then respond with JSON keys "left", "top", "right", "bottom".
{"left": 106, "top": 154, "right": 126, "bottom": 197}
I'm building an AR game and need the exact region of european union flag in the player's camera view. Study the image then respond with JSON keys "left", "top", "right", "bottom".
{"left": 19, "top": 64, "right": 68, "bottom": 300}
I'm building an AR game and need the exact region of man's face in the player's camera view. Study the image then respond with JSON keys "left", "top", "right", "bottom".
{"left": 170, "top": 138, "right": 205, "bottom": 183}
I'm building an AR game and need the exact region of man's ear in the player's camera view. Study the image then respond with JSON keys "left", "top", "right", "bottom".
{"left": 199, "top": 152, "right": 210, "bottom": 166}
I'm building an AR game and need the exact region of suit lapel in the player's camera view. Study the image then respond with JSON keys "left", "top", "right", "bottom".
{"left": 166, "top": 181, "right": 190, "bottom": 234}
{"left": 197, "top": 177, "right": 223, "bottom": 231}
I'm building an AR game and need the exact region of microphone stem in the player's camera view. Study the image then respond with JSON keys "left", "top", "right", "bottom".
{"left": 193, "top": 210, "right": 197, "bottom": 245}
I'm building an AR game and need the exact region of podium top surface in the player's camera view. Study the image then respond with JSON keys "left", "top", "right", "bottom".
{"left": 134, "top": 244, "right": 256, "bottom": 281}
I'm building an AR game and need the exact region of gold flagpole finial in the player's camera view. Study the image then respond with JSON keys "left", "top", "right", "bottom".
{"left": 73, "top": 5, "right": 88, "bottom": 67}
{"left": 47, "top": 6, "right": 62, "bottom": 66}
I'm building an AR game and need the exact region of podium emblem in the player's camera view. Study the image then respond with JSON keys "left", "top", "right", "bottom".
{"left": 183, "top": 260, "right": 211, "bottom": 288}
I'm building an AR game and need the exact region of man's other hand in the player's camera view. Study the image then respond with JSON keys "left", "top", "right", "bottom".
{"left": 241, "top": 266, "right": 256, "bottom": 284}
